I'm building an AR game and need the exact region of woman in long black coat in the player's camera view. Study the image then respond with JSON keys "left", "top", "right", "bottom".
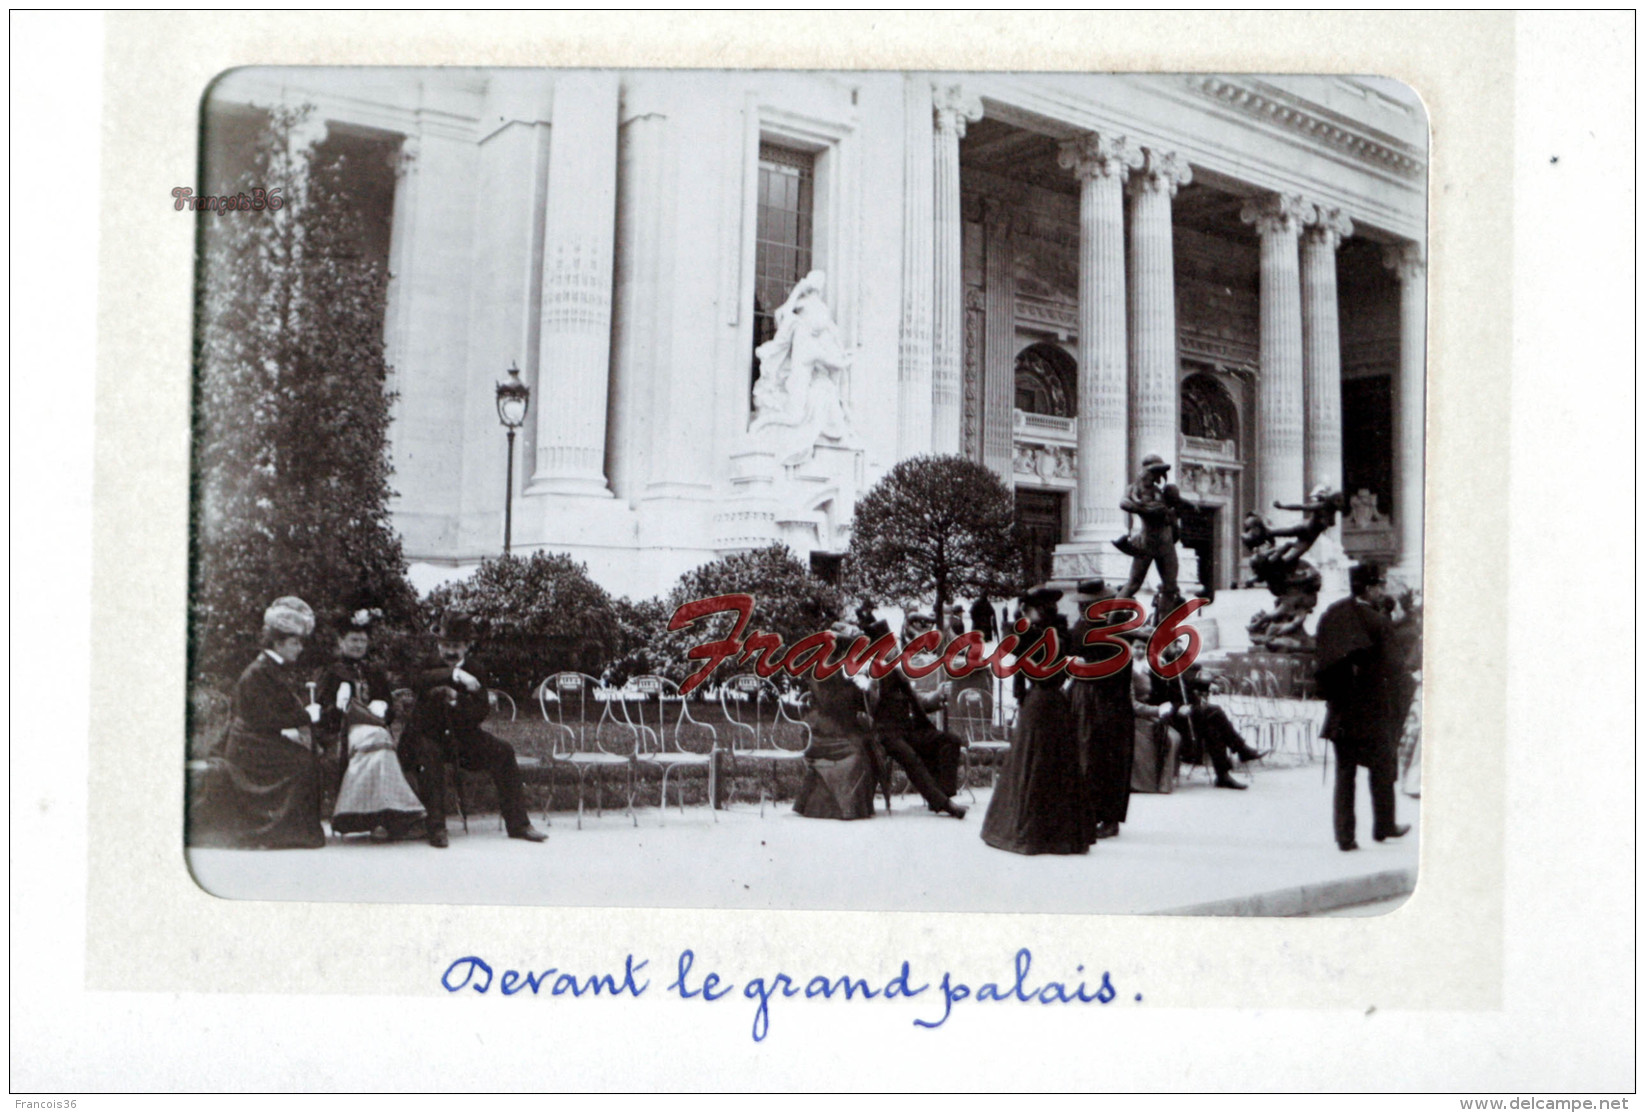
{"left": 1067, "top": 580, "right": 1137, "bottom": 840}
{"left": 190, "top": 596, "right": 326, "bottom": 849}
{"left": 981, "top": 587, "right": 1096, "bottom": 855}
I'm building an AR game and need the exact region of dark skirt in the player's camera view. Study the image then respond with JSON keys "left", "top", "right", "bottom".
{"left": 793, "top": 733, "right": 879, "bottom": 821}
{"left": 1070, "top": 679, "right": 1135, "bottom": 825}
{"left": 188, "top": 727, "right": 326, "bottom": 849}
{"left": 981, "top": 686, "right": 1095, "bottom": 855}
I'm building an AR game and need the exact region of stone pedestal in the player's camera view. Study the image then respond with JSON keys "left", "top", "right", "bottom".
{"left": 714, "top": 435, "right": 865, "bottom": 561}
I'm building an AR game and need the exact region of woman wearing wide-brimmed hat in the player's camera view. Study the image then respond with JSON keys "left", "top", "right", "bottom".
{"left": 189, "top": 596, "right": 327, "bottom": 849}
{"left": 981, "top": 586, "right": 1096, "bottom": 855}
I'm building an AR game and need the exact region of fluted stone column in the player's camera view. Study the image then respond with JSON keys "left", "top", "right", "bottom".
{"left": 981, "top": 197, "right": 1017, "bottom": 487}
{"left": 531, "top": 71, "right": 619, "bottom": 496}
{"left": 1385, "top": 242, "right": 1427, "bottom": 584}
{"left": 1125, "top": 148, "right": 1191, "bottom": 474}
{"left": 1301, "top": 206, "right": 1353, "bottom": 495}
{"left": 897, "top": 77, "right": 936, "bottom": 458}
{"left": 1059, "top": 131, "right": 1140, "bottom": 548}
{"left": 1242, "top": 194, "right": 1314, "bottom": 516}
{"left": 930, "top": 84, "right": 982, "bottom": 455}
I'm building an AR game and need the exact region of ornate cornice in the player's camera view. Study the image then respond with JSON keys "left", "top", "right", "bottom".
{"left": 932, "top": 84, "right": 984, "bottom": 138}
{"left": 1185, "top": 75, "right": 1426, "bottom": 180}
{"left": 1240, "top": 192, "right": 1314, "bottom": 238}
{"left": 1383, "top": 241, "right": 1426, "bottom": 282}
{"left": 1304, "top": 205, "right": 1354, "bottom": 250}
{"left": 1179, "top": 329, "right": 1259, "bottom": 374}
{"left": 1057, "top": 131, "right": 1143, "bottom": 183}
{"left": 1126, "top": 147, "right": 1193, "bottom": 198}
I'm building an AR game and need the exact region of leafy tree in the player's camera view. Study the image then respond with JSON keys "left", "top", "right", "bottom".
{"left": 846, "top": 455, "right": 1024, "bottom": 629}
{"left": 649, "top": 543, "right": 842, "bottom": 687}
{"left": 189, "top": 105, "right": 418, "bottom": 687}
{"left": 424, "top": 552, "right": 623, "bottom": 697}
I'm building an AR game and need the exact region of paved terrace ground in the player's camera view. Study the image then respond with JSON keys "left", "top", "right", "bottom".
{"left": 188, "top": 761, "right": 1419, "bottom": 916}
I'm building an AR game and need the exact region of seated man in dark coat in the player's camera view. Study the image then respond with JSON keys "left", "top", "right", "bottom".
{"left": 865, "top": 613, "right": 968, "bottom": 818}
{"left": 1315, "top": 562, "right": 1414, "bottom": 851}
{"left": 397, "top": 610, "right": 547, "bottom": 847}
{"left": 1142, "top": 643, "right": 1261, "bottom": 790}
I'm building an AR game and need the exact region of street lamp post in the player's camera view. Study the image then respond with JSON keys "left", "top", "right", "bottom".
{"left": 495, "top": 363, "right": 531, "bottom": 553}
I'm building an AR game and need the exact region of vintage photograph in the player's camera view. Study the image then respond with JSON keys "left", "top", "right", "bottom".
{"left": 182, "top": 68, "right": 1427, "bottom": 915}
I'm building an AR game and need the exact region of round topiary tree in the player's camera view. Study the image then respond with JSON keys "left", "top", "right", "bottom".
{"left": 846, "top": 454, "right": 1025, "bottom": 628}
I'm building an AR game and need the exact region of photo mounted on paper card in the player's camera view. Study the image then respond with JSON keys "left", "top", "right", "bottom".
{"left": 183, "top": 68, "right": 1427, "bottom": 916}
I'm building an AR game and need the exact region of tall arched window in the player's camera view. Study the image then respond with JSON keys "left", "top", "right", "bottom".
{"left": 1181, "top": 372, "right": 1238, "bottom": 442}
{"left": 1014, "top": 343, "right": 1077, "bottom": 417}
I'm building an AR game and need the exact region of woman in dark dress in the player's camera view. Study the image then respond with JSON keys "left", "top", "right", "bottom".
{"left": 190, "top": 596, "right": 327, "bottom": 849}
{"left": 982, "top": 587, "right": 1097, "bottom": 855}
{"left": 1067, "top": 579, "right": 1137, "bottom": 840}
{"left": 793, "top": 622, "right": 884, "bottom": 820}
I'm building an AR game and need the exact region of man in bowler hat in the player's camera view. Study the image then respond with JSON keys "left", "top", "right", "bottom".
{"left": 1314, "top": 563, "right": 1414, "bottom": 850}
{"left": 1119, "top": 454, "right": 1182, "bottom": 605}
{"left": 399, "top": 610, "right": 547, "bottom": 847}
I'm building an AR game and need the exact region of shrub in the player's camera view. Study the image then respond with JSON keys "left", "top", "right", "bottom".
{"left": 648, "top": 543, "right": 842, "bottom": 688}
{"left": 426, "top": 552, "right": 622, "bottom": 698}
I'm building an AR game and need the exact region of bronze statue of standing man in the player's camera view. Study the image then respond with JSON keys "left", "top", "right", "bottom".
{"left": 1118, "top": 454, "right": 1182, "bottom": 606}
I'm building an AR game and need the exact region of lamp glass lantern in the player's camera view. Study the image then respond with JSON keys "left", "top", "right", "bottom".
{"left": 495, "top": 363, "right": 531, "bottom": 552}
{"left": 495, "top": 364, "right": 531, "bottom": 430}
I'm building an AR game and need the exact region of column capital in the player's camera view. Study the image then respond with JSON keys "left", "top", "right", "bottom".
{"left": 1240, "top": 192, "right": 1314, "bottom": 237}
{"left": 1383, "top": 241, "right": 1426, "bottom": 282}
{"left": 1126, "top": 147, "right": 1193, "bottom": 197}
{"left": 980, "top": 194, "right": 1010, "bottom": 228}
{"left": 1057, "top": 131, "right": 1142, "bottom": 183}
{"left": 932, "top": 84, "right": 983, "bottom": 137}
{"left": 1303, "top": 205, "right": 1354, "bottom": 249}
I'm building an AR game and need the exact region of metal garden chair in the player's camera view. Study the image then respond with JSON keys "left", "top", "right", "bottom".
{"left": 535, "top": 671, "right": 638, "bottom": 829}
{"left": 718, "top": 673, "right": 809, "bottom": 815}
{"left": 951, "top": 685, "right": 1009, "bottom": 801}
{"left": 622, "top": 675, "right": 720, "bottom": 822}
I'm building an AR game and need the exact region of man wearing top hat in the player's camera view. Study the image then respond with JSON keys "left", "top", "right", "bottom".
{"left": 1314, "top": 562, "right": 1414, "bottom": 851}
{"left": 1118, "top": 454, "right": 1182, "bottom": 605}
{"left": 398, "top": 610, "right": 547, "bottom": 847}
{"left": 1067, "top": 579, "right": 1138, "bottom": 839}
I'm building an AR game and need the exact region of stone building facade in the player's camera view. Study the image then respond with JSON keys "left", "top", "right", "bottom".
{"left": 203, "top": 70, "right": 1427, "bottom": 600}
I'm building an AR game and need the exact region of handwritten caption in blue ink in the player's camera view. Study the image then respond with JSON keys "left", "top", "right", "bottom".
{"left": 440, "top": 948, "right": 1136, "bottom": 1042}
